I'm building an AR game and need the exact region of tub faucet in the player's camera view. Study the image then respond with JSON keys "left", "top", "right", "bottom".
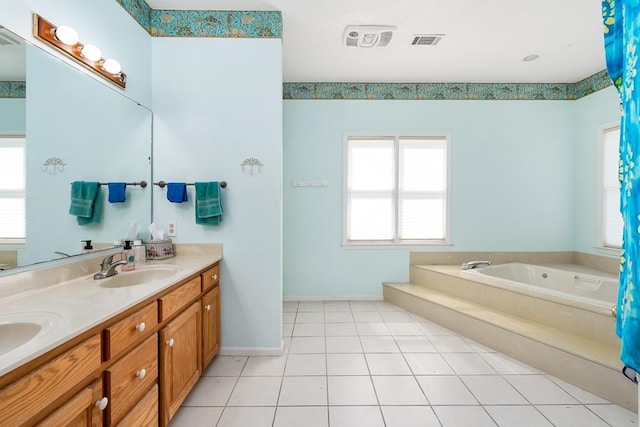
{"left": 461, "top": 260, "right": 492, "bottom": 270}
{"left": 94, "top": 254, "right": 128, "bottom": 280}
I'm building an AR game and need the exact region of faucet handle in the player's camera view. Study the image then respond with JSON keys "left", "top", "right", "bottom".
{"left": 100, "top": 254, "right": 116, "bottom": 268}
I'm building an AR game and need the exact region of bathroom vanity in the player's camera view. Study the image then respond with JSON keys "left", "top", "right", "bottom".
{"left": 0, "top": 246, "right": 221, "bottom": 426}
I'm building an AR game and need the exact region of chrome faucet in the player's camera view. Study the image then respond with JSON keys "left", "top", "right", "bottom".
{"left": 94, "top": 254, "right": 128, "bottom": 280}
{"left": 461, "top": 260, "right": 492, "bottom": 270}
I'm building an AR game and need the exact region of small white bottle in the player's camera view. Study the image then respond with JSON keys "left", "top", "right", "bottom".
{"left": 133, "top": 240, "right": 146, "bottom": 266}
{"left": 121, "top": 240, "right": 136, "bottom": 271}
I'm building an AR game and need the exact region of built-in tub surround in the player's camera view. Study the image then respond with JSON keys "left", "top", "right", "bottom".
{"left": 384, "top": 252, "right": 636, "bottom": 411}
{"left": 0, "top": 243, "right": 222, "bottom": 377}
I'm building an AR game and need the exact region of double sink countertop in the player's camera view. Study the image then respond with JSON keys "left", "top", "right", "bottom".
{"left": 0, "top": 244, "right": 222, "bottom": 378}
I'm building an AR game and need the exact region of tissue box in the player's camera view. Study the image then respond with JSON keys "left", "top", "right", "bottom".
{"left": 145, "top": 239, "right": 174, "bottom": 260}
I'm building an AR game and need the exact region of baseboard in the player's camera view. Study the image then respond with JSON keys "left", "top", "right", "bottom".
{"left": 283, "top": 295, "right": 383, "bottom": 302}
{"left": 218, "top": 345, "right": 284, "bottom": 356}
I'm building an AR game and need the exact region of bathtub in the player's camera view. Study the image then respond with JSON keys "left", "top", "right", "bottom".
{"left": 460, "top": 262, "right": 618, "bottom": 314}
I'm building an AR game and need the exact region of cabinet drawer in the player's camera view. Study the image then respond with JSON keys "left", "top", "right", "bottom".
{"left": 104, "top": 301, "right": 157, "bottom": 360}
{"left": 116, "top": 383, "right": 158, "bottom": 427}
{"left": 37, "top": 379, "right": 103, "bottom": 427}
{"left": 106, "top": 334, "right": 158, "bottom": 425}
{"left": 201, "top": 263, "right": 220, "bottom": 292}
{"left": 159, "top": 276, "right": 201, "bottom": 321}
{"left": 0, "top": 335, "right": 101, "bottom": 426}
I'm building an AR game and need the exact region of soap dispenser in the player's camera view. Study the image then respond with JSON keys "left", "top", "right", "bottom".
{"left": 121, "top": 240, "right": 136, "bottom": 271}
{"left": 81, "top": 240, "right": 93, "bottom": 253}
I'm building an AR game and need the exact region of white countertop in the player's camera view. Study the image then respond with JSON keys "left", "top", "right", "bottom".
{"left": 0, "top": 244, "right": 222, "bottom": 378}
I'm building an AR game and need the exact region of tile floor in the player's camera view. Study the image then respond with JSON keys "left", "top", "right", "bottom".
{"left": 169, "top": 300, "right": 637, "bottom": 426}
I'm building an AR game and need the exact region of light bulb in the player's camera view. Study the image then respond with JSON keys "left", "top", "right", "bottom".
{"left": 102, "top": 58, "right": 121, "bottom": 74}
{"left": 54, "top": 26, "right": 79, "bottom": 46}
{"left": 81, "top": 44, "right": 102, "bottom": 62}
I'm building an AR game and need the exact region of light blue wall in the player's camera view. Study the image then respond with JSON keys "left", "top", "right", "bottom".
{"left": 0, "top": 99, "right": 25, "bottom": 134}
{"left": 1, "top": 0, "right": 151, "bottom": 106}
{"left": 572, "top": 86, "right": 621, "bottom": 255}
{"left": 284, "top": 100, "right": 577, "bottom": 297}
{"left": 152, "top": 38, "right": 283, "bottom": 351}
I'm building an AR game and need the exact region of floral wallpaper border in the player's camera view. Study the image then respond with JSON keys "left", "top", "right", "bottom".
{"left": 115, "top": 0, "right": 282, "bottom": 38}
{"left": 0, "top": 81, "right": 26, "bottom": 98}
{"left": 114, "top": 0, "right": 608, "bottom": 100}
{"left": 283, "top": 70, "right": 613, "bottom": 101}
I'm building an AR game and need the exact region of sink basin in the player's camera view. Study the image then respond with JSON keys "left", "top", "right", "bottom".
{"left": 98, "top": 265, "right": 183, "bottom": 288}
{"left": 0, "top": 312, "right": 63, "bottom": 357}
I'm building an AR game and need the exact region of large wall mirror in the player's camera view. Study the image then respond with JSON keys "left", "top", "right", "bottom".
{"left": 0, "top": 25, "right": 152, "bottom": 274}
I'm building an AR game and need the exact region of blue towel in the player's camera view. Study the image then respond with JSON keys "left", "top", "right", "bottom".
{"left": 195, "top": 182, "right": 223, "bottom": 226}
{"left": 69, "top": 181, "right": 102, "bottom": 226}
{"left": 108, "top": 182, "right": 126, "bottom": 203}
{"left": 167, "top": 182, "right": 188, "bottom": 203}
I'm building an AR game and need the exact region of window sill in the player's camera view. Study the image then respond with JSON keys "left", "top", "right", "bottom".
{"left": 0, "top": 239, "right": 25, "bottom": 246}
{"left": 342, "top": 241, "right": 453, "bottom": 250}
{"left": 593, "top": 245, "right": 621, "bottom": 257}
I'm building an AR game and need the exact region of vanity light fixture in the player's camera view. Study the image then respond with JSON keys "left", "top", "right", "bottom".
{"left": 80, "top": 44, "right": 102, "bottom": 62}
{"left": 33, "top": 14, "right": 126, "bottom": 89}
{"left": 53, "top": 25, "right": 79, "bottom": 46}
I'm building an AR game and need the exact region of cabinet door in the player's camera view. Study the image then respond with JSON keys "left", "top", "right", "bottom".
{"left": 202, "top": 286, "right": 220, "bottom": 370}
{"left": 37, "top": 379, "right": 104, "bottom": 427}
{"left": 159, "top": 301, "right": 202, "bottom": 426}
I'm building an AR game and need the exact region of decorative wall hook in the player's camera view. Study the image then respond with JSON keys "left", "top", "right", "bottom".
{"left": 241, "top": 157, "right": 264, "bottom": 174}
{"left": 41, "top": 157, "right": 66, "bottom": 174}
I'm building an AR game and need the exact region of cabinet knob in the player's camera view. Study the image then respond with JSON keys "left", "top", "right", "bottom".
{"left": 167, "top": 338, "right": 175, "bottom": 347}
{"left": 212, "top": 274, "right": 218, "bottom": 281}
{"left": 135, "top": 322, "right": 146, "bottom": 332}
{"left": 205, "top": 304, "right": 211, "bottom": 312}
{"left": 136, "top": 368, "right": 147, "bottom": 379}
{"left": 95, "top": 397, "right": 109, "bottom": 411}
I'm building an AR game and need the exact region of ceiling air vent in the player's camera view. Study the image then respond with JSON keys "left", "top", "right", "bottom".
{"left": 343, "top": 25, "right": 396, "bottom": 48}
{"left": 410, "top": 34, "right": 444, "bottom": 46}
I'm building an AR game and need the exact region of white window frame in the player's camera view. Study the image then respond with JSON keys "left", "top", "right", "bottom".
{"left": 597, "top": 123, "right": 622, "bottom": 251}
{"left": 0, "top": 135, "right": 26, "bottom": 244}
{"left": 342, "top": 132, "right": 452, "bottom": 248}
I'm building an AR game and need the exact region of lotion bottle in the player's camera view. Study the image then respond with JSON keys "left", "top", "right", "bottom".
{"left": 121, "top": 240, "right": 136, "bottom": 271}
{"left": 133, "top": 240, "right": 146, "bottom": 266}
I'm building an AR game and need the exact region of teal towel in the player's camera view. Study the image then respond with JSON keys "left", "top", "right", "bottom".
{"left": 195, "top": 181, "right": 223, "bottom": 226}
{"left": 69, "top": 181, "right": 102, "bottom": 226}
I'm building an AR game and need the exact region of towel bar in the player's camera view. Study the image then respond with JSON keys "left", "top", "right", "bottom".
{"left": 70, "top": 181, "right": 148, "bottom": 188}
{"left": 153, "top": 180, "right": 227, "bottom": 189}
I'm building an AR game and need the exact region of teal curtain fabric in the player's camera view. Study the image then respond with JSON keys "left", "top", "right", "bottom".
{"left": 603, "top": 0, "right": 640, "bottom": 372}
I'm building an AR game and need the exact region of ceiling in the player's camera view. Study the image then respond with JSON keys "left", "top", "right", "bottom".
{"left": 146, "top": 0, "right": 606, "bottom": 84}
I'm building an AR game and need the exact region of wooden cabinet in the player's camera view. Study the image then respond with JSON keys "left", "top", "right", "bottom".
{"left": 202, "top": 285, "right": 220, "bottom": 369}
{"left": 0, "top": 260, "right": 220, "bottom": 427}
{"left": 37, "top": 379, "right": 104, "bottom": 427}
{"left": 0, "top": 335, "right": 102, "bottom": 426}
{"left": 160, "top": 301, "right": 202, "bottom": 426}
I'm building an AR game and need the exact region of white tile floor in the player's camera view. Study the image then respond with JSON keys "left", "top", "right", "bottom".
{"left": 169, "top": 300, "right": 637, "bottom": 427}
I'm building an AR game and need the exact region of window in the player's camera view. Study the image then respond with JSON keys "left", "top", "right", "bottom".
{"left": 600, "top": 126, "right": 622, "bottom": 248}
{"left": 344, "top": 135, "right": 449, "bottom": 245}
{"left": 0, "top": 136, "right": 26, "bottom": 242}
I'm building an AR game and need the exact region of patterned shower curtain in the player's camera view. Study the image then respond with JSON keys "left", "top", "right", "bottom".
{"left": 602, "top": 0, "right": 640, "bottom": 373}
